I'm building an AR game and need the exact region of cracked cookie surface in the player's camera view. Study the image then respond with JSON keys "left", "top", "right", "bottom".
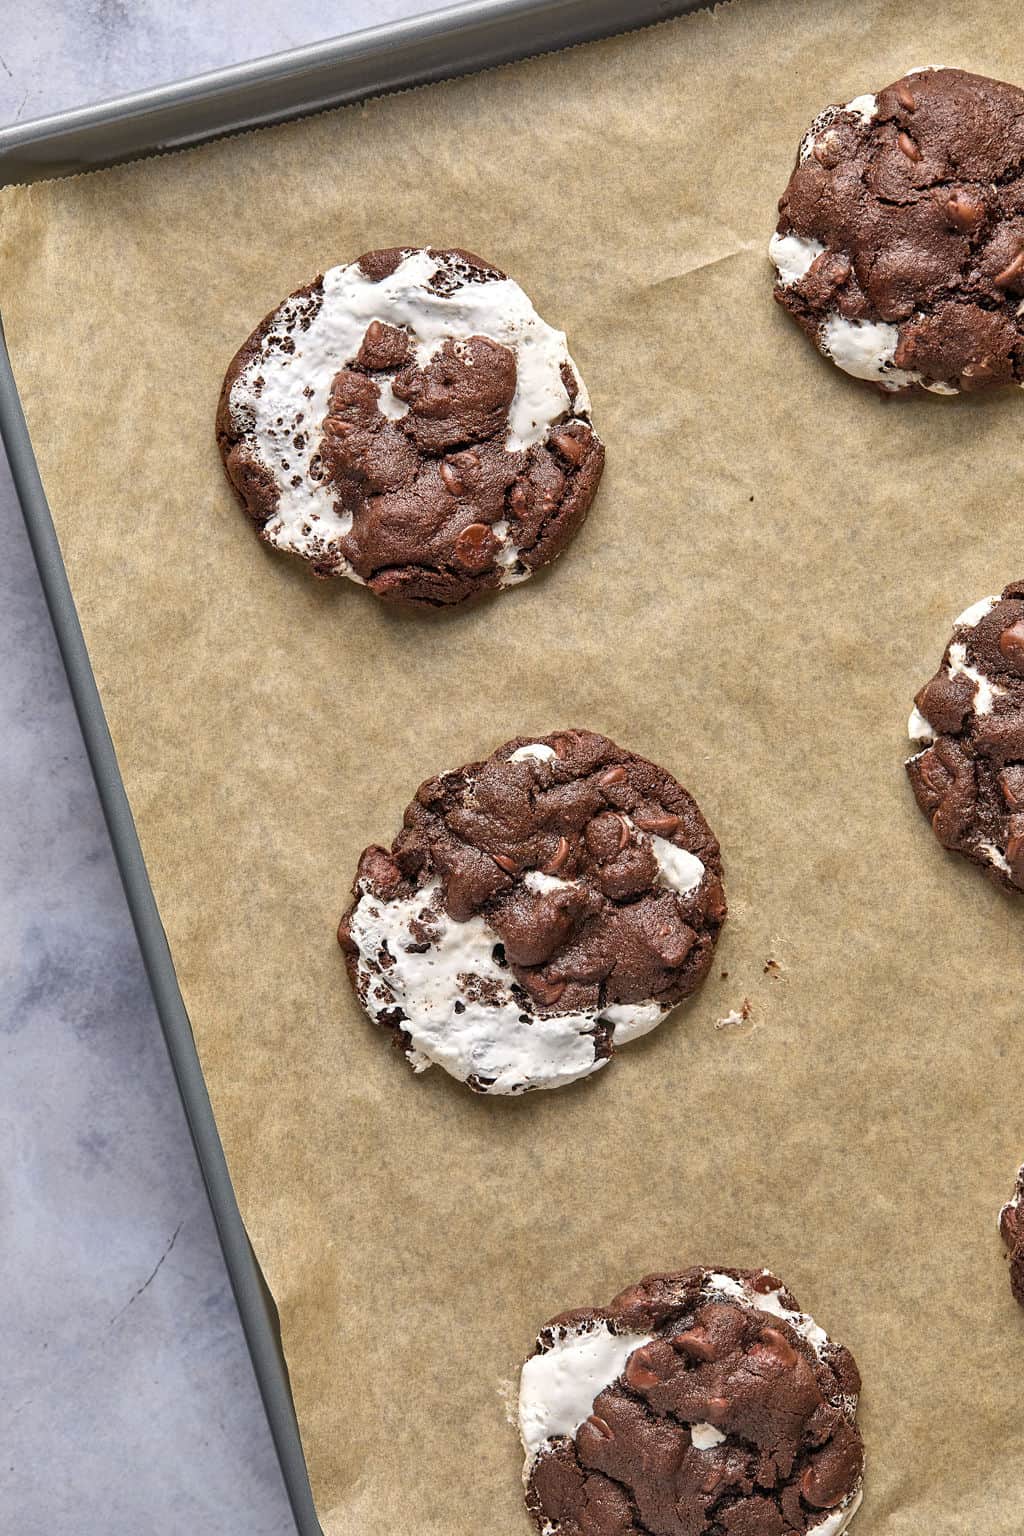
{"left": 771, "top": 67, "right": 1024, "bottom": 393}
{"left": 906, "top": 582, "right": 1024, "bottom": 891}
{"left": 519, "top": 1265, "right": 864, "bottom": 1536}
{"left": 216, "top": 246, "right": 603, "bottom": 606}
{"left": 336, "top": 730, "right": 725, "bottom": 1094}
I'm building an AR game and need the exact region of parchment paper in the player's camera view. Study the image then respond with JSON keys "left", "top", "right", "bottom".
{"left": 2, "top": 1, "right": 1023, "bottom": 1529}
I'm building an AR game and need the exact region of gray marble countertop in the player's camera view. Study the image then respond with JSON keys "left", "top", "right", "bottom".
{"left": 0, "top": 3, "right": 442, "bottom": 1530}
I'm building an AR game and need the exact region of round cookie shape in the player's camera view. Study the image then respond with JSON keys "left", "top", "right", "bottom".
{"left": 906, "top": 582, "right": 1024, "bottom": 891}
{"left": 999, "top": 1165, "right": 1024, "bottom": 1307}
{"left": 336, "top": 730, "right": 725, "bottom": 1094}
{"left": 216, "top": 247, "right": 603, "bottom": 606}
{"left": 771, "top": 67, "right": 1024, "bottom": 393}
{"left": 519, "top": 1265, "right": 865, "bottom": 1536}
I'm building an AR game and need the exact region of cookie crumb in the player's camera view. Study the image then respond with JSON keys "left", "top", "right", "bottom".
{"left": 716, "top": 998, "right": 752, "bottom": 1029}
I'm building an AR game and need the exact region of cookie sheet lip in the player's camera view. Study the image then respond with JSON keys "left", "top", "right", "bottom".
{"left": 519, "top": 1266, "right": 864, "bottom": 1536}
{"left": 905, "top": 583, "right": 1024, "bottom": 890}
{"left": 337, "top": 730, "right": 725, "bottom": 1094}
{"left": 216, "top": 246, "right": 604, "bottom": 606}
{"left": 770, "top": 66, "right": 1024, "bottom": 395}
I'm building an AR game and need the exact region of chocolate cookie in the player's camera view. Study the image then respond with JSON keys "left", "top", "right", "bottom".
{"left": 518, "top": 1265, "right": 865, "bottom": 1536}
{"left": 906, "top": 583, "right": 1024, "bottom": 891}
{"left": 217, "top": 247, "right": 603, "bottom": 606}
{"left": 999, "top": 1166, "right": 1024, "bottom": 1307}
{"left": 336, "top": 730, "right": 725, "bottom": 1094}
{"left": 771, "top": 67, "right": 1024, "bottom": 393}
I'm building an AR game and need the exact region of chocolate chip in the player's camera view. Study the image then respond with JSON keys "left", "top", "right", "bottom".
{"left": 672, "top": 1329, "right": 716, "bottom": 1362}
{"left": 799, "top": 1423, "right": 863, "bottom": 1509}
{"left": 452, "top": 521, "right": 498, "bottom": 572}
{"left": 624, "top": 1347, "right": 661, "bottom": 1391}
{"left": 998, "top": 618, "right": 1024, "bottom": 667}
{"left": 1006, "top": 824, "right": 1024, "bottom": 871}
{"left": 585, "top": 1414, "right": 614, "bottom": 1440}
{"left": 597, "top": 765, "right": 628, "bottom": 787}
{"left": 322, "top": 417, "right": 355, "bottom": 437}
{"left": 755, "top": 1327, "right": 798, "bottom": 1368}
{"left": 999, "top": 765, "right": 1024, "bottom": 809}
{"left": 898, "top": 131, "right": 922, "bottom": 162}
{"left": 550, "top": 430, "right": 586, "bottom": 465}
{"left": 896, "top": 82, "right": 916, "bottom": 111}
{"left": 439, "top": 460, "right": 465, "bottom": 496}
{"left": 750, "top": 1271, "right": 783, "bottom": 1294}
{"left": 994, "top": 249, "right": 1024, "bottom": 289}
{"left": 522, "top": 973, "right": 566, "bottom": 1006}
{"left": 492, "top": 852, "right": 519, "bottom": 874}
{"left": 613, "top": 813, "right": 631, "bottom": 851}
{"left": 812, "top": 135, "right": 841, "bottom": 169}
{"left": 944, "top": 188, "right": 986, "bottom": 233}
{"left": 542, "top": 836, "right": 571, "bottom": 875}
{"left": 633, "top": 812, "right": 681, "bottom": 837}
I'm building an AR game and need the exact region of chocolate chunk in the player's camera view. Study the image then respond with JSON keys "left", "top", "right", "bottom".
{"left": 944, "top": 188, "right": 987, "bottom": 234}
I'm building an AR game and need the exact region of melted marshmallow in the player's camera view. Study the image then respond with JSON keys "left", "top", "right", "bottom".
{"left": 809, "top": 1488, "right": 864, "bottom": 1536}
{"left": 947, "top": 642, "right": 1003, "bottom": 715}
{"left": 601, "top": 1000, "right": 669, "bottom": 1044}
{"left": 908, "top": 594, "right": 1000, "bottom": 743}
{"left": 690, "top": 1422, "right": 727, "bottom": 1450}
{"left": 348, "top": 882, "right": 604, "bottom": 1093}
{"left": 347, "top": 808, "right": 706, "bottom": 1090}
{"left": 510, "top": 742, "right": 558, "bottom": 764}
{"left": 799, "top": 90, "right": 875, "bottom": 162}
{"left": 347, "top": 853, "right": 694, "bottom": 1091}
{"left": 907, "top": 706, "right": 937, "bottom": 743}
{"left": 518, "top": 1323, "right": 654, "bottom": 1466}
{"left": 706, "top": 1271, "right": 830, "bottom": 1356}
{"left": 845, "top": 93, "right": 878, "bottom": 123}
{"left": 819, "top": 316, "right": 920, "bottom": 390}
{"left": 228, "top": 249, "right": 589, "bottom": 576}
{"left": 955, "top": 595, "right": 999, "bottom": 629}
{"left": 980, "top": 842, "right": 1012, "bottom": 875}
{"left": 523, "top": 870, "right": 577, "bottom": 895}
{"left": 768, "top": 231, "right": 825, "bottom": 287}
{"left": 647, "top": 831, "right": 705, "bottom": 896}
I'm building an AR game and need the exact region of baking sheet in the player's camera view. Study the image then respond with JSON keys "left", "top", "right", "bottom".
{"left": 1, "top": 0, "right": 1022, "bottom": 1529}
